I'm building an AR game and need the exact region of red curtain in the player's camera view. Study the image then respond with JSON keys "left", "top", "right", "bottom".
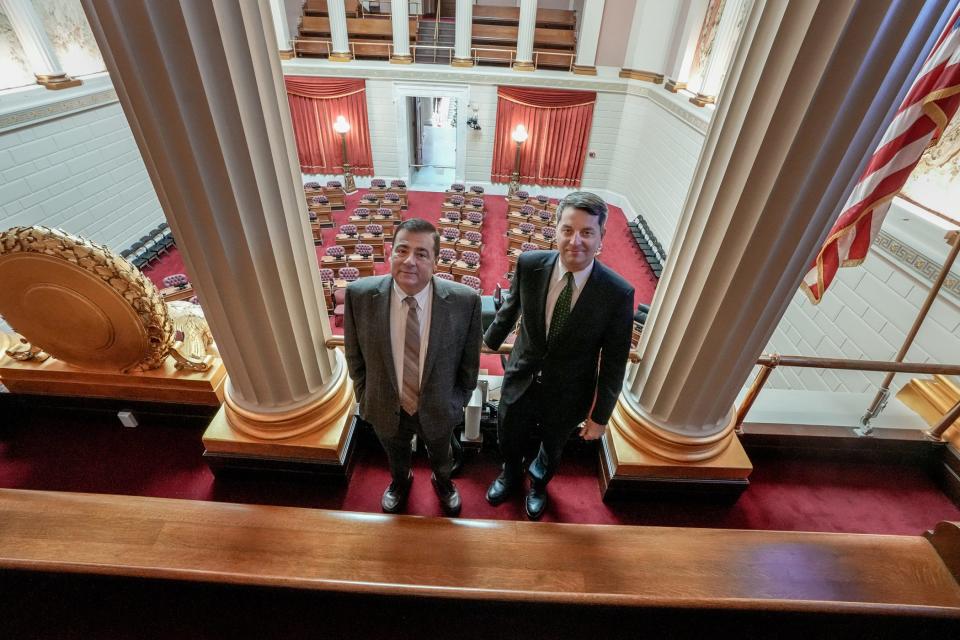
{"left": 491, "top": 86, "right": 596, "bottom": 188}
{"left": 285, "top": 77, "right": 374, "bottom": 175}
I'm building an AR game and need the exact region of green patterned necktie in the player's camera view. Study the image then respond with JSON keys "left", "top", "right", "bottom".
{"left": 547, "top": 272, "right": 574, "bottom": 349}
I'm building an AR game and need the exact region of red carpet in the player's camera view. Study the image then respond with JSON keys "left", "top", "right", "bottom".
{"left": 0, "top": 409, "right": 957, "bottom": 535}
{"left": 145, "top": 188, "right": 658, "bottom": 375}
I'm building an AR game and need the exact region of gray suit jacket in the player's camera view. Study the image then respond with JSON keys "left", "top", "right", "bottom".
{"left": 342, "top": 274, "right": 482, "bottom": 440}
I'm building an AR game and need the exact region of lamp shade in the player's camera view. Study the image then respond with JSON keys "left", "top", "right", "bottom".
{"left": 511, "top": 124, "right": 528, "bottom": 144}
{"left": 333, "top": 115, "right": 351, "bottom": 134}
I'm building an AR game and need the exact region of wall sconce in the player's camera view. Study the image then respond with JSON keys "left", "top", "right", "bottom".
{"left": 332, "top": 115, "right": 357, "bottom": 194}
{"left": 508, "top": 124, "right": 528, "bottom": 198}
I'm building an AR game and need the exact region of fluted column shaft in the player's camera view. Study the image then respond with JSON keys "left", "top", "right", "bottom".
{"left": 619, "top": 0, "right": 950, "bottom": 459}
{"left": 619, "top": 0, "right": 682, "bottom": 83}
{"left": 80, "top": 0, "right": 342, "bottom": 427}
{"left": 390, "top": 0, "right": 412, "bottom": 62}
{"left": 327, "top": 0, "right": 352, "bottom": 61}
{"left": 514, "top": 0, "right": 537, "bottom": 71}
{"left": 268, "top": 0, "right": 293, "bottom": 57}
{"left": 689, "top": 0, "right": 750, "bottom": 105}
{"left": 452, "top": 0, "right": 474, "bottom": 66}
{"left": 0, "top": 0, "right": 80, "bottom": 89}
{"left": 572, "top": 0, "right": 604, "bottom": 74}
{"left": 663, "top": 0, "right": 710, "bottom": 92}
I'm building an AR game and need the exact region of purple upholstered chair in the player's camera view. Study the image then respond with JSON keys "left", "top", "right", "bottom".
{"left": 519, "top": 222, "right": 535, "bottom": 236}
{"left": 539, "top": 209, "right": 553, "bottom": 223}
{"left": 465, "top": 211, "right": 483, "bottom": 225}
{"left": 304, "top": 181, "right": 320, "bottom": 189}
{"left": 450, "top": 183, "right": 465, "bottom": 192}
{"left": 442, "top": 227, "right": 461, "bottom": 242}
{"left": 355, "top": 244, "right": 373, "bottom": 259}
{"left": 536, "top": 194, "right": 549, "bottom": 205}
{"left": 435, "top": 272, "right": 455, "bottom": 281}
{"left": 463, "top": 231, "right": 482, "bottom": 246}
{"left": 541, "top": 226, "right": 557, "bottom": 240}
{"left": 376, "top": 207, "right": 393, "bottom": 218}
{"left": 163, "top": 274, "right": 189, "bottom": 289}
{"left": 469, "top": 197, "right": 484, "bottom": 208}
{"left": 460, "top": 250, "right": 480, "bottom": 267}
{"left": 371, "top": 178, "right": 386, "bottom": 188}
{"left": 188, "top": 295, "right": 200, "bottom": 305}
{"left": 519, "top": 205, "right": 536, "bottom": 216}
{"left": 361, "top": 193, "right": 379, "bottom": 204}
{"left": 319, "top": 268, "right": 335, "bottom": 283}
{"left": 390, "top": 179, "right": 406, "bottom": 188}
{"left": 326, "top": 180, "right": 342, "bottom": 189}
{"left": 438, "top": 248, "right": 457, "bottom": 264}
{"left": 308, "top": 211, "right": 318, "bottom": 222}
{"left": 384, "top": 192, "right": 400, "bottom": 202}
{"left": 338, "top": 267, "right": 360, "bottom": 282}
{"left": 521, "top": 242, "right": 539, "bottom": 253}
{"left": 515, "top": 190, "right": 529, "bottom": 199}
{"left": 366, "top": 223, "right": 383, "bottom": 237}
{"left": 441, "top": 210, "right": 461, "bottom": 223}
{"left": 469, "top": 185, "right": 484, "bottom": 194}
{"left": 353, "top": 207, "right": 370, "bottom": 218}
{"left": 340, "top": 224, "right": 358, "bottom": 237}
{"left": 460, "top": 275, "right": 482, "bottom": 292}
{"left": 326, "top": 245, "right": 346, "bottom": 258}
{"left": 449, "top": 194, "right": 465, "bottom": 206}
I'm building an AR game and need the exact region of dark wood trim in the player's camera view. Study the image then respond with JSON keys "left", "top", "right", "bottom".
{"left": 936, "top": 444, "right": 960, "bottom": 508}
{"left": 0, "top": 390, "right": 219, "bottom": 427}
{"left": 740, "top": 422, "right": 939, "bottom": 464}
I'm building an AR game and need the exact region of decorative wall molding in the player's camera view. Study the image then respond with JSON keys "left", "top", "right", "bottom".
{"left": 0, "top": 73, "right": 116, "bottom": 132}
{"left": 874, "top": 229, "right": 960, "bottom": 301}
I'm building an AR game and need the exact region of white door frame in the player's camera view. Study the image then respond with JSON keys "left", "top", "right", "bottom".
{"left": 392, "top": 81, "right": 470, "bottom": 184}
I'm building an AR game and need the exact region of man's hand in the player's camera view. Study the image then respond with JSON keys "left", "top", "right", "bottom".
{"left": 579, "top": 418, "right": 606, "bottom": 440}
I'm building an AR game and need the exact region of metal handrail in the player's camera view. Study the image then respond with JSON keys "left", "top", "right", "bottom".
{"left": 533, "top": 50, "right": 575, "bottom": 72}
{"left": 410, "top": 43, "right": 453, "bottom": 63}
{"left": 471, "top": 46, "right": 514, "bottom": 66}
{"left": 291, "top": 38, "right": 332, "bottom": 57}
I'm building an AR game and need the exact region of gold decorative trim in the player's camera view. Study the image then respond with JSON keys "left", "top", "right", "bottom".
{"left": 513, "top": 60, "right": 535, "bottom": 72}
{"left": 608, "top": 394, "right": 737, "bottom": 462}
{"left": 390, "top": 54, "right": 413, "bottom": 64}
{"left": 451, "top": 57, "right": 474, "bottom": 68}
{"left": 328, "top": 51, "right": 354, "bottom": 62}
{"left": 619, "top": 69, "right": 664, "bottom": 84}
{"left": 0, "top": 88, "right": 116, "bottom": 133}
{"left": 0, "top": 226, "right": 173, "bottom": 372}
{"left": 278, "top": 49, "right": 295, "bottom": 60}
{"left": 664, "top": 79, "right": 686, "bottom": 93}
{"left": 571, "top": 65, "right": 597, "bottom": 76}
{"left": 224, "top": 353, "right": 353, "bottom": 441}
{"left": 35, "top": 73, "right": 82, "bottom": 90}
{"left": 690, "top": 93, "right": 715, "bottom": 107}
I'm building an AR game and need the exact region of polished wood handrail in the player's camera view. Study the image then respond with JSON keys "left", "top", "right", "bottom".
{"left": 2, "top": 489, "right": 958, "bottom": 615}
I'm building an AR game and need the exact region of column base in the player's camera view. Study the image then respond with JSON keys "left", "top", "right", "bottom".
{"left": 571, "top": 64, "right": 597, "bottom": 76}
{"left": 328, "top": 51, "right": 353, "bottom": 62}
{"left": 451, "top": 57, "right": 474, "bottom": 68}
{"left": 513, "top": 60, "right": 535, "bottom": 72}
{"left": 203, "top": 353, "right": 358, "bottom": 477}
{"left": 278, "top": 49, "right": 295, "bottom": 60}
{"left": 599, "top": 419, "right": 753, "bottom": 502}
{"left": 618, "top": 69, "right": 664, "bottom": 83}
{"left": 390, "top": 54, "right": 413, "bottom": 64}
{"left": 690, "top": 93, "right": 716, "bottom": 107}
{"left": 664, "top": 79, "right": 686, "bottom": 93}
{"left": 35, "top": 73, "right": 82, "bottom": 90}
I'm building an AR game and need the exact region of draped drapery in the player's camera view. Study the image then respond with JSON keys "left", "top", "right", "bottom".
{"left": 285, "top": 77, "right": 374, "bottom": 175}
{"left": 490, "top": 86, "right": 596, "bottom": 188}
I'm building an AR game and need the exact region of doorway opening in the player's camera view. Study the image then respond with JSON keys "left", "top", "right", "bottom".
{"left": 407, "top": 95, "right": 457, "bottom": 188}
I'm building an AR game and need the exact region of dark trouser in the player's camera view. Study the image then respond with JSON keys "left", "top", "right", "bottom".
{"left": 375, "top": 410, "right": 454, "bottom": 486}
{"left": 498, "top": 379, "right": 578, "bottom": 486}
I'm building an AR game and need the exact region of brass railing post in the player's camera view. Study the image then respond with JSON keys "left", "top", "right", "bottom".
{"left": 735, "top": 355, "right": 780, "bottom": 431}
{"left": 927, "top": 398, "right": 960, "bottom": 442}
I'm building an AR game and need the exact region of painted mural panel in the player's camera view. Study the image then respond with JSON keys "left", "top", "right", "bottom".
{"left": 902, "top": 115, "right": 960, "bottom": 218}
{"left": 33, "top": 0, "right": 105, "bottom": 77}
{"left": 0, "top": 9, "right": 35, "bottom": 90}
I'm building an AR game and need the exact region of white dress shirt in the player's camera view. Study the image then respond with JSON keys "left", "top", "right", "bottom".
{"left": 391, "top": 279, "right": 432, "bottom": 388}
{"left": 544, "top": 258, "right": 594, "bottom": 334}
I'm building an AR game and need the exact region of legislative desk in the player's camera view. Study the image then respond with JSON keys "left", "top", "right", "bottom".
{"left": 158, "top": 283, "right": 195, "bottom": 302}
{"left": 0, "top": 489, "right": 957, "bottom": 633}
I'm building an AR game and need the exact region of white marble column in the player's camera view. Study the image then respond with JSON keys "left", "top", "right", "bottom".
{"left": 452, "top": 0, "right": 474, "bottom": 67}
{"left": 608, "top": 0, "right": 948, "bottom": 470}
{"left": 514, "top": 0, "right": 537, "bottom": 71}
{"left": 0, "top": 0, "right": 80, "bottom": 90}
{"left": 689, "top": 0, "right": 751, "bottom": 106}
{"left": 327, "top": 0, "right": 352, "bottom": 61}
{"left": 268, "top": 0, "right": 294, "bottom": 59}
{"left": 663, "top": 0, "right": 710, "bottom": 92}
{"left": 572, "top": 0, "right": 604, "bottom": 75}
{"left": 619, "top": 0, "right": 682, "bottom": 83}
{"left": 390, "top": 0, "right": 412, "bottom": 63}
{"left": 80, "top": 0, "right": 354, "bottom": 459}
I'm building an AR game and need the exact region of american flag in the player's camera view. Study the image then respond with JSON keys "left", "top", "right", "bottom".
{"left": 801, "top": 6, "right": 960, "bottom": 304}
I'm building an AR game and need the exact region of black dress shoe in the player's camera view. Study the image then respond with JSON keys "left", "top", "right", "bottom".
{"left": 381, "top": 472, "right": 413, "bottom": 514}
{"left": 486, "top": 470, "right": 520, "bottom": 506}
{"left": 431, "top": 474, "right": 462, "bottom": 517}
{"left": 525, "top": 483, "right": 547, "bottom": 520}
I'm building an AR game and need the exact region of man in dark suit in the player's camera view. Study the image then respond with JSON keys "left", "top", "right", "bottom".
{"left": 344, "top": 218, "right": 482, "bottom": 516}
{"left": 484, "top": 192, "right": 634, "bottom": 520}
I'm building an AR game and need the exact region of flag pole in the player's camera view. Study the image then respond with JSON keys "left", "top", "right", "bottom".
{"left": 858, "top": 229, "right": 960, "bottom": 435}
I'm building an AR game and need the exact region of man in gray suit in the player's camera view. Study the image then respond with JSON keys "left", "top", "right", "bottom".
{"left": 343, "top": 218, "right": 482, "bottom": 516}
